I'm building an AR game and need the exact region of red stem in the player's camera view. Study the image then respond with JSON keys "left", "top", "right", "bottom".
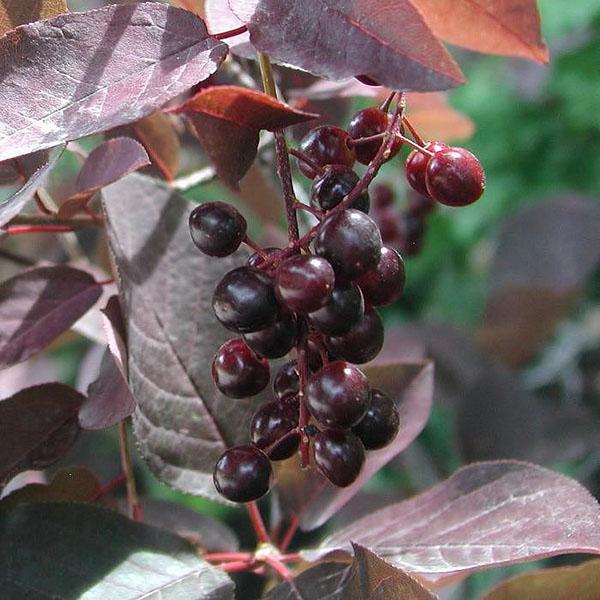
{"left": 294, "top": 202, "right": 322, "bottom": 220}
{"left": 380, "top": 91, "right": 396, "bottom": 113}
{"left": 213, "top": 24, "right": 249, "bottom": 40}
{"left": 204, "top": 552, "right": 253, "bottom": 563}
{"left": 402, "top": 114, "right": 425, "bottom": 146}
{"left": 243, "top": 235, "right": 268, "bottom": 259}
{"left": 279, "top": 516, "right": 300, "bottom": 552}
{"left": 297, "top": 326, "right": 311, "bottom": 469}
{"left": 3, "top": 225, "right": 74, "bottom": 235}
{"left": 288, "top": 147, "right": 323, "bottom": 176}
{"left": 274, "top": 131, "right": 300, "bottom": 243}
{"left": 246, "top": 501, "right": 271, "bottom": 545}
{"left": 219, "top": 560, "right": 256, "bottom": 573}
{"left": 89, "top": 473, "right": 127, "bottom": 502}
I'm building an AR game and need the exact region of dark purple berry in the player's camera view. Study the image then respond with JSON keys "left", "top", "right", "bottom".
{"left": 247, "top": 247, "right": 280, "bottom": 269}
{"left": 314, "top": 209, "right": 382, "bottom": 280}
{"left": 244, "top": 311, "right": 298, "bottom": 359}
{"left": 250, "top": 399, "right": 300, "bottom": 461}
{"left": 273, "top": 360, "right": 300, "bottom": 400}
{"left": 352, "top": 389, "right": 400, "bottom": 450}
{"left": 310, "top": 165, "right": 369, "bottom": 213}
{"left": 313, "top": 429, "right": 365, "bottom": 487}
{"left": 275, "top": 254, "right": 335, "bottom": 313}
{"left": 189, "top": 201, "right": 247, "bottom": 257}
{"left": 397, "top": 213, "right": 425, "bottom": 257}
{"left": 371, "top": 184, "right": 394, "bottom": 209}
{"left": 407, "top": 191, "right": 436, "bottom": 217}
{"left": 348, "top": 107, "right": 402, "bottom": 164}
{"left": 212, "top": 267, "right": 278, "bottom": 333}
{"left": 405, "top": 141, "right": 449, "bottom": 197}
{"left": 297, "top": 126, "right": 356, "bottom": 179}
{"left": 373, "top": 206, "right": 403, "bottom": 246}
{"left": 357, "top": 246, "right": 405, "bottom": 306}
{"left": 305, "top": 361, "right": 370, "bottom": 429}
{"left": 425, "top": 147, "right": 486, "bottom": 206}
{"left": 213, "top": 445, "right": 272, "bottom": 503}
{"left": 325, "top": 307, "right": 384, "bottom": 364}
{"left": 308, "top": 282, "right": 364, "bottom": 336}
{"left": 212, "top": 338, "right": 270, "bottom": 398}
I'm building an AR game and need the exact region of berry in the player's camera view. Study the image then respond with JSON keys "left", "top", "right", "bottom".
{"left": 308, "top": 282, "right": 364, "bottom": 336}
{"left": 371, "top": 184, "right": 394, "bottom": 209}
{"left": 212, "top": 338, "right": 270, "bottom": 398}
{"left": 313, "top": 429, "right": 365, "bottom": 487}
{"left": 275, "top": 254, "right": 335, "bottom": 313}
{"left": 297, "top": 126, "right": 356, "bottom": 179}
{"left": 305, "top": 361, "right": 370, "bottom": 429}
{"left": 250, "top": 399, "right": 300, "bottom": 461}
{"left": 352, "top": 389, "right": 400, "bottom": 450}
{"left": 247, "top": 247, "right": 280, "bottom": 269}
{"left": 348, "top": 107, "right": 401, "bottom": 164}
{"left": 314, "top": 209, "right": 382, "bottom": 280}
{"left": 373, "top": 206, "right": 403, "bottom": 245}
{"left": 189, "top": 201, "right": 246, "bottom": 257}
{"left": 213, "top": 267, "right": 278, "bottom": 333}
{"left": 213, "top": 445, "right": 272, "bottom": 503}
{"left": 243, "top": 311, "right": 298, "bottom": 359}
{"left": 407, "top": 191, "right": 436, "bottom": 217}
{"left": 273, "top": 360, "right": 300, "bottom": 400}
{"left": 310, "top": 165, "right": 369, "bottom": 213}
{"left": 426, "top": 147, "right": 486, "bottom": 206}
{"left": 357, "top": 246, "right": 405, "bottom": 306}
{"left": 405, "top": 141, "right": 449, "bottom": 196}
{"left": 325, "top": 307, "right": 384, "bottom": 364}
{"left": 397, "top": 213, "right": 425, "bottom": 257}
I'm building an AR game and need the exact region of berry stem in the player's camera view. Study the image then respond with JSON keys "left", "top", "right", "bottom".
{"left": 297, "top": 325, "right": 311, "bottom": 469}
{"left": 293, "top": 202, "right": 323, "bottom": 220}
{"left": 246, "top": 501, "right": 271, "bottom": 545}
{"left": 219, "top": 560, "right": 256, "bottom": 573}
{"left": 89, "top": 473, "right": 127, "bottom": 502}
{"left": 279, "top": 515, "right": 300, "bottom": 552}
{"left": 213, "top": 24, "right": 249, "bottom": 40}
{"left": 288, "top": 147, "right": 323, "bottom": 176}
{"left": 258, "top": 52, "right": 300, "bottom": 245}
{"left": 243, "top": 235, "right": 269, "bottom": 259}
{"left": 3, "top": 224, "right": 76, "bottom": 235}
{"left": 379, "top": 91, "right": 396, "bottom": 113}
{"left": 118, "top": 421, "right": 143, "bottom": 521}
{"left": 261, "top": 555, "right": 297, "bottom": 587}
{"left": 203, "top": 552, "right": 254, "bottom": 563}
{"left": 402, "top": 115, "right": 425, "bottom": 146}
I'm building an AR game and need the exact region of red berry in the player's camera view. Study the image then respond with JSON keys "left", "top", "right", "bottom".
{"left": 310, "top": 165, "right": 369, "bottom": 213}
{"left": 189, "top": 201, "right": 247, "bottom": 257}
{"left": 357, "top": 246, "right": 405, "bottom": 306}
{"left": 297, "top": 126, "right": 356, "bottom": 179}
{"left": 275, "top": 254, "right": 335, "bottom": 313}
{"left": 305, "top": 361, "right": 370, "bottom": 429}
{"left": 213, "top": 445, "right": 272, "bottom": 503}
{"left": 212, "top": 338, "right": 269, "bottom": 398}
{"left": 348, "top": 107, "right": 401, "bottom": 165}
{"left": 250, "top": 399, "right": 300, "bottom": 461}
{"left": 314, "top": 429, "right": 365, "bottom": 487}
{"left": 426, "top": 147, "right": 486, "bottom": 206}
{"left": 405, "top": 141, "right": 449, "bottom": 196}
{"left": 352, "top": 389, "right": 400, "bottom": 450}
{"left": 314, "top": 209, "right": 382, "bottom": 280}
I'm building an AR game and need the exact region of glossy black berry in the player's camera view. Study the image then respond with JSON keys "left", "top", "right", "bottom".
{"left": 212, "top": 267, "right": 278, "bottom": 333}
{"left": 357, "top": 246, "right": 405, "bottom": 306}
{"left": 243, "top": 311, "right": 298, "bottom": 359}
{"left": 275, "top": 254, "right": 335, "bottom": 313}
{"left": 352, "top": 389, "right": 400, "bottom": 450}
{"left": 348, "top": 107, "right": 402, "bottom": 164}
{"left": 308, "top": 282, "right": 364, "bottom": 336}
{"left": 213, "top": 445, "right": 272, "bottom": 503}
{"left": 189, "top": 202, "right": 247, "bottom": 257}
{"left": 212, "top": 338, "right": 270, "bottom": 398}
{"left": 305, "top": 361, "right": 370, "bottom": 429}
{"left": 250, "top": 399, "right": 300, "bottom": 461}
{"left": 325, "top": 307, "right": 384, "bottom": 364}
{"left": 425, "top": 147, "right": 486, "bottom": 206}
{"left": 313, "top": 429, "right": 365, "bottom": 487}
{"left": 310, "top": 165, "right": 369, "bottom": 213}
{"left": 273, "top": 360, "right": 300, "bottom": 400}
{"left": 314, "top": 209, "right": 382, "bottom": 280}
{"left": 297, "top": 126, "right": 356, "bottom": 179}
{"left": 405, "top": 141, "right": 448, "bottom": 197}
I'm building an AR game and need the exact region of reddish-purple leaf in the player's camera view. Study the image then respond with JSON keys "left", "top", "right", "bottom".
{"left": 0, "top": 383, "right": 83, "bottom": 486}
{"left": 0, "top": 146, "right": 64, "bottom": 227}
{"left": 0, "top": 266, "right": 102, "bottom": 368}
{"left": 58, "top": 138, "right": 149, "bottom": 218}
{"left": 0, "top": 4, "right": 228, "bottom": 161}
{"left": 100, "top": 294, "right": 128, "bottom": 374}
{"left": 173, "top": 85, "right": 318, "bottom": 186}
{"left": 410, "top": 0, "right": 549, "bottom": 64}
{"left": 223, "top": 0, "right": 465, "bottom": 92}
{"left": 307, "top": 462, "right": 600, "bottom": 583}
{"left": 275, "top": 361, "right": 433, "bottom": 531}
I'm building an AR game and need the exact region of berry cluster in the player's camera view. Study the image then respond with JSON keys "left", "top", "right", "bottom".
{"left": 188, "top": 98, "right": 485, "bottom": 504}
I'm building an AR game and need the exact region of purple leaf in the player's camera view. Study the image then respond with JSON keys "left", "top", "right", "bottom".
{"left": 275, "top": 361, "right": 433, "bottom": 531}
{"left": 0, "top": 4, "right": 228, "bottom": 161}
{"left": 265, "top": 562, "right": 349, "bottom": 600}
{"left": 0, "top": 266, "right": 102, "bottom": 368}
{"left": 100, "top": 294, "right": 128, "bottom": 373}
{"left": 0, "top": 146, "right": 64, "bottom": 227}
{"left": 0, "top": 383, "right": 83, "bottom": 486}
{"left": 102, "top": 173, "right": 268, "bottom": 503}
{"left": 224, "top": 0, "right": 465, "bottom": 92}
{"left": 307, "top": 461, "right": 600, "bottom": 583}
{"left": 58, "top": 137, "right": 149, "bottom": 218}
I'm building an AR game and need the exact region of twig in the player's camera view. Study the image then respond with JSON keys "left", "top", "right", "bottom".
{"left": 246, "top": 501, "right": 271, "bottom": 545}
{"left": 118, "top": 421, "right": 142, "bottom": 521}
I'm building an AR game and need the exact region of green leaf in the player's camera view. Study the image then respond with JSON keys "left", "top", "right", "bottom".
{"left": 0, "top": 502, "right": 234, "bottom": 599}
